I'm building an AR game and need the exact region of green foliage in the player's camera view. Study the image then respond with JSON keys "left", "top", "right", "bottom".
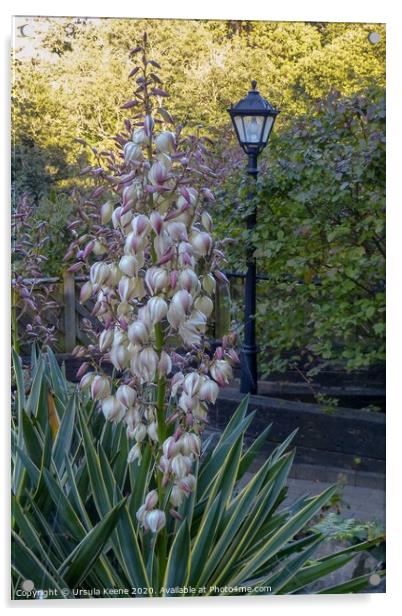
{"left": 11, "top": 349, "right": 383, "bottom": 598}
{"left": 215, "top": 86, "right": 385, "bottom": 376}
{"left": 32, "top": 191, "right": 74, "bottom": 276}
{"left": 12, "top": 19, "right": 385, "bottom": 198}
{"left": 313, "top": 513, "right": 385, "bottom": 544}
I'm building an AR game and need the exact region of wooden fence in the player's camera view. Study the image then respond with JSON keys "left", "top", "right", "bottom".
{"left": 14, "top": 271, "right": 232, "bottom": 354}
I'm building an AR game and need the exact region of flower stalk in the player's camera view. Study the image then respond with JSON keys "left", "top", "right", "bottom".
{"left": 69, "top": 32, "right": 238, "bottom": 532}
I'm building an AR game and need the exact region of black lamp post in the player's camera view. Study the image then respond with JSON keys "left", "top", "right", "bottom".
{"left": 228, "top": 80, "right": 279, "bottom": 394}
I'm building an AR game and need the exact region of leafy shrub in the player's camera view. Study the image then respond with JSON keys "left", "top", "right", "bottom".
{"left": 215, "top": 86, "right": 385, "bottom": 377}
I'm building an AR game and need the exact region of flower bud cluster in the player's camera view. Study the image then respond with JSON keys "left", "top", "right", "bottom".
{"left": 73, "top": 53, "right": 239, "bottom": 531}
{"left": 136, "top": 490, "right": 166, "bottom": 533}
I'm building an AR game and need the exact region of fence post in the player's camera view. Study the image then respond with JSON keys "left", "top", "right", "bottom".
{"left": 214, "top": 280, "right": 231, "bottom": 340}
{"left": 63, "top": 270, "right": 76, "bottom": 353}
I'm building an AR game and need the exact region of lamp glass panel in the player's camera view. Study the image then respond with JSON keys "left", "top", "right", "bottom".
{"left": 243, "top": 115, "right": 264, "bottom": 143}
{"left": 234, "top": 116, "right": 246, "bottom": 143}
{"left": 262, "top": 116, "right": 275, "bottom": 143}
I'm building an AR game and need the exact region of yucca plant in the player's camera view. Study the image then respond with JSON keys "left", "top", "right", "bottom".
{"left": 11, "top": 348, "right": 384, "bottom": 599}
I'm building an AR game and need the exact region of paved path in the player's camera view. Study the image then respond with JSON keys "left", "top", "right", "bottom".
{"left": 285, "top": 476, "right": 385, "bottom": 523}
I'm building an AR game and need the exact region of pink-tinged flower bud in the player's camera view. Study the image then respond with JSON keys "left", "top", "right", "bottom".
{"left": 226, "top": 349, "right": 240, "bottom": 364}
{"left": 73, "top": 364, "right": 87, "bottom": 383}
{"left": 120, "top": 210, "right": 134, "bottom": 230}
{"left": 195, "top": 295, "right": 214, "bottom": 318}
{"left": 79, "top": 281, "right": 93, "bottom": 303}
{"left": 133, "top": 423, "right": 147, "bottom": 442}
{"left": 99, "top": 329, "right": 114, "bottom": 353}
{"left": 123, "top": 181, "right": 142, "bottom": 207}
{"left": 171, "top": 454, "right": 189, "bottom": 479}
{"left": 101, "top": 396, "right": 125, "bottom": 421}
{"left": 83, "top": 240, "right": 95, "bottom": 259}
{"left": 162, "top": 436, "right": 181, "bottom": 459}
{"left": 190, "top": 231, "right": 212, "bottom": 256}
{"left": 145, "top": 509, "right": 165, "bottom": 533}
{"left": 158, "top": 454, "right": 170, "bottom": 473}
{"left": 119, "top": 254, "right": 143, "bottom": 277}
{"left": 91, "top": 375, "right": 111, "bottom": 400}
{"left": 165, "top": 205, "right": 189, "bottom": 223}
{"left": 178, "top": 242, "right": 194, "bottom": 268}
{"left": 145, "top": 267, "right": 168, "bottom": 295}
{"left": 185, "top": 413, "right": 194, "bottom": 427}
{"left": 201, "top": 211, "right": 213, "bottom": 231}
{"left": 132, "top": 127, "right": 150, "bottom": 145}
{"left": 112, "top": 206, "right": 122, "bottom": 229}
{"left": 138, "top": 305, "right": 152, "bottom": 328}
{"left": 131, "top": 214, "right": 151, "bottom": 237}
{"left": 178, "top": 186, "right": 198, "bottom": 207}
{"left": 148, "top": 161, "right": 168, "bottom": 186}
{"left": 171, "top": 371, "right": 184, "bottom": 397}
{"left": 178, "top": 268, "right": 200, "bottom": 294}
{"left": 167, "top": 289, "right": 193, "bottom": 328}
{"left": 143, "top": 114, "right": 154, "bottom": 138}
{"left": 156, "top": 152, "right": 172, "bottom": 171}
{"left": 124, "top": 142, "right": 143, "bottom": 164}
{"left": 169, "top": 270, "right": 179, "bottom": 289}
{"left": 107, "top": 263, "right": 122, "bottom": 286}
{"left": 156, "top": 249, "right": 174, "bottom": 266}
{"left": 178, "top": 392, "right": 198, "bottom": 414}
{"left": 68, "top": 262, "right": 85, "bottom": 273}
{"left": 155, "top": 131, "right": 175, "bottom": 153}
{"left": 210, "top": 360, "right": 233, "bottom": 387}
{"left": 158, "top": 351, "right": 172, "bottom": 377}
{"left": 128, "top": 443, "right": 142, "bottom": 464}
{"left": 119, "top": 318, "right": 129, "bottom": 331}
{"left": 150, "top": 211, "right": 164, "bottom": 235}
{"left": 180, "top": 432, "right": 201, "bottom": 457}
{"left": 138, "top": 347, "right": 158, "bottom": 382}
{"left": 147, "top": 296, "right": 168, "bottom": 324}
{"left": 113, "top": 328, "right": 128, "bottom": 347}
{"left": 202, "top": 188, "right": 215, "bottom": 202}
{"left": 110, "top": 344, "right": 130, "bottom": 371}
{"left": 101, "top": 201, "right": 114, "bottom": 224}
{"left": 215, "top": 346, "right": 224, "bottom": 360}
{"left": 144, "top": 490, "right": 159, "bottom": 510}
{"left": 170, "top": 485, "right": 185, "bottom": 508}
{"left": 147, "top": 422, "right": 159, "bottom": 442}
{"left": 202, "top": 274, "right": 216, "bottom": 295}
{"left": 116, "top": 384, "right": 137, "bottom": 408}
{"left": 128, "top": 321, "right": 149, "bottom": 345}
{"left": 153, "top": 229, "right": 173, "bottom": 257}
{"left": 183, "top": 372, "right": 201, "bottom": 397}
{"left": 178, "top": 310, "right": 207, "bottom": 347}
{"left": 167, "top": 221, "right": 188, "bottom": 242}
{"left": 90, "top": 262, "right": 110, "bottom": 287}
{"left": 80, "top": 371, "right": 95, "bottom": 390}
{"left": 214, "top": 270, "right": 229, "bottom": 284}
{"left": 124, "top": 232, "right": 146, "bottom": 255}
{"left": 136, "top": 504, "right": 147, "bottom": 525}
{"left": 117, "top": 276, "right": 133, "bottom": 301}
{"left": 180, "top": 474, "right": 197, "bottom": 493}
{"left": 198, "top": 378, "right": 219, "bottom": 403}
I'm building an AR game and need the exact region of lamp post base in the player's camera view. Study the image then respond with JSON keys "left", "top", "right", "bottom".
{"left": 240, "top": 344, "right": 258, "bottom": 395}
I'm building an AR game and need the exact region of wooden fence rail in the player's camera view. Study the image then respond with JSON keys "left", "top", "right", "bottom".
{"left": 14, "top": 270, "right": 232, "bottom": 353}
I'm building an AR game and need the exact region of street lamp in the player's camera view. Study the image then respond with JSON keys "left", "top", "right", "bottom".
{"left": 228, "top": 80, "right": 279, "bottom": 394}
